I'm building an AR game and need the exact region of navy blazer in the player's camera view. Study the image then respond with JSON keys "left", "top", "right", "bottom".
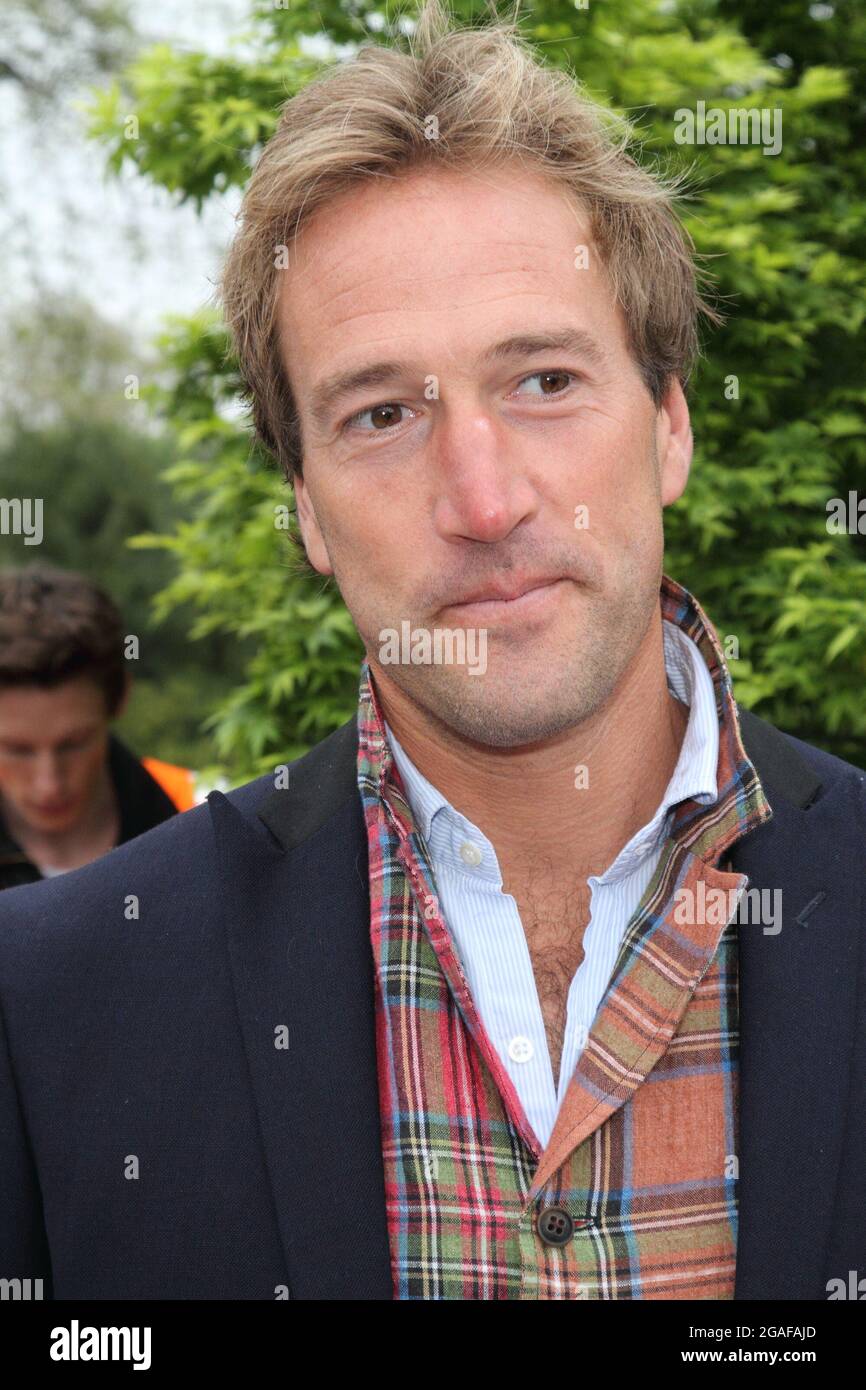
{"left": 0, "top": 708, "right": 863, "bottom": 1300}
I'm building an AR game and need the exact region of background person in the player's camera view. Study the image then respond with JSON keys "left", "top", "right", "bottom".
{"left": 0, "top": 564, "right": 199, "bottom": 890}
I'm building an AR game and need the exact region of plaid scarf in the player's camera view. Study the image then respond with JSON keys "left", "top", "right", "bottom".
{"left": 356, "top": 574, "right": 772, "bottom": 1299}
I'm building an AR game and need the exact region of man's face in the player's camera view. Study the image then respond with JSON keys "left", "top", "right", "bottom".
{"left": 281, "top": 163, "right": 692, "bottom": 747}
{"left": 0, "top": 677, "right": 115, "bottom": 835}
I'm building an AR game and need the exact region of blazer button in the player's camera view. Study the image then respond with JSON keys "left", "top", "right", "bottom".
{"left": 536, "top": 1205, "right": 575, "bottom": 1246}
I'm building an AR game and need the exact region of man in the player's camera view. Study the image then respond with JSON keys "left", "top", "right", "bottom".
{"left": 0, "top": 565, "right": 198, "bottom": 890}
{"left": 0, "top": 1, "right": 863, "bottom": 1301}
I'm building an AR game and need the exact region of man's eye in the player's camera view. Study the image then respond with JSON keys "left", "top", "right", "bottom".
{"left": 345, "top": 402, "right": 415, "bottom": 434}
{"left": 513, "top": 370, "right": 577, "bottom": 398}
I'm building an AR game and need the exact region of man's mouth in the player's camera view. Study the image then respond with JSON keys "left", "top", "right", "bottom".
{"left": 443, "top": 575, "right": 568, "bottom": 619}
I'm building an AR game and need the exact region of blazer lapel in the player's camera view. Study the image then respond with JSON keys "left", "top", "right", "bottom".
{"left": 732, "top": 708, "right": 855, "bottom": 1299}
{"left": 208, "top": 718, "right": 393, "bottom": 1299}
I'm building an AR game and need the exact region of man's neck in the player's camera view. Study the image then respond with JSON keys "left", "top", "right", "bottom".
{"left": 374, "top": 611, "right": 690, "bottom": 889}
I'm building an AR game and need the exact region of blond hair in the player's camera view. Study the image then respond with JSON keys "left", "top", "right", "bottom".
{"left": 219, "top": 0, "right": 718, "bottom": 481}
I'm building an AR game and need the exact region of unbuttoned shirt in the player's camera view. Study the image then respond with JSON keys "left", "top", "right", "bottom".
{"left": 356, "top": 573, "right": 772, "bottom": 1299}
{"left": 384, "top": 615, "right": 720, "bottom": 1149}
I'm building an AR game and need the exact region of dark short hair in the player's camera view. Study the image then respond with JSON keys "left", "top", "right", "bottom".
{"left": 0, "top": 565, "right": 128, "bottom": 717}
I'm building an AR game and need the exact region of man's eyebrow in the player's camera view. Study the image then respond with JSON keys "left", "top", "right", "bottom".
{"left": 307, "top": 327, "right": 608, "bottom": 428}
{"left": 309, "top": 360, "right": 411, "bottom": 431}
{"left": 483, "top": 328, "right": 609, "bottom": 369}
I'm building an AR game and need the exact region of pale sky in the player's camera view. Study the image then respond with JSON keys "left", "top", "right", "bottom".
{"left": 0, "top": 0, "right": 343, "bottom": 352}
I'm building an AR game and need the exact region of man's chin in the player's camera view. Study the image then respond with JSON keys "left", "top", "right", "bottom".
{"left": 442, "top": 703, "right": 592, "bottom": 750}
{"left": 378, "top": 665, "right": 599, "bottom": 750}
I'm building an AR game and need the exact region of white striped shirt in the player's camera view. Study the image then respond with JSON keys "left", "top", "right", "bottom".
{"left": 383, "top": 618, "right": 720, "bottom": 1148}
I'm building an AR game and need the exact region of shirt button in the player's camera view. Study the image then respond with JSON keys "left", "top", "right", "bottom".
{"left": 458, "top": 841, "right": 483, "bottom": 867}
{"left": 536, "top": 1205, "right": 575, "bottom": 1247}
{"left": 508, "top": 1035, "right": 534, "bottom": 1064}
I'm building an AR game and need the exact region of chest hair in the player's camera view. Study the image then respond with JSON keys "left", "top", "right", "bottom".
{"left": 506, "top": 869, "right": 593, "bottom": 1089}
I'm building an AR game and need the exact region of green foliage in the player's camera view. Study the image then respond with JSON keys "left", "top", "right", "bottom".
{"left": 0, "top": 417, "right": 181, "bottom": 671}
{"left": 85, "top": 0, "right": 866, "bottom": 779}
{"left": 112, "top": 670, "right": 240, "bottom": 776}
{"left": 0, "top": 298, "right": 250, "bottom": 771}
{"left": 126, "top": 313, "right": 364, "bottom": 773}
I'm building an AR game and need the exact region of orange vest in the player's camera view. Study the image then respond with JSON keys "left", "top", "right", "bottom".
{"left": 140, "top": 757, "right": 197, "bottom": 812}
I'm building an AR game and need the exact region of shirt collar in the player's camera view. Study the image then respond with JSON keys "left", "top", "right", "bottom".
{"left": 356, "top": 572, "right": 771, "bottom": 870}
{"left": 383, "top": 613, "right": 719, "bottom": 884}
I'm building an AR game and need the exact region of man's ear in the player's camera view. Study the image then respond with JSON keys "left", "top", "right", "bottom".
{"left": 657, "top": 377, "right": 693, "bottom": 507}
{"left": 292, "top": 475, "right": 334, "bottom": 576}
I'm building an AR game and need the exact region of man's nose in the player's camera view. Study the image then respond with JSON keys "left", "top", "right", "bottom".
{"left": 31, "top": 755, "right": 66, "bottom": 799}
{"left": 431, "top": 409, "right": 538, "bottom": 543}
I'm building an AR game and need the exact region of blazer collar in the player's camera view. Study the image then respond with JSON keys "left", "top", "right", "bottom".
{"left": 252, "top": 705, "right": 825, "bottom": 849}
{"left": 256, "top": 716, "right": 361, "bottom": 851}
